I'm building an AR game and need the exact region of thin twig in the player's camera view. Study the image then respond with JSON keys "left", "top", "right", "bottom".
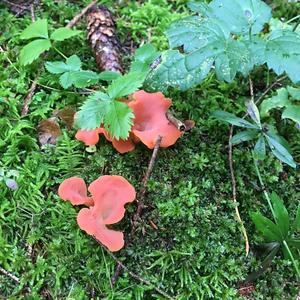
{"left": 21, "top": 76, "right": 38, "bottom": 116}
{"left": 228, "top": 127, "right": 250, "bottom": 256}
{"left": 66, "top": 0, "right": 98, "bottom": 29}
{"left": 96, "top": 241, "right": 176, "bottom": 300}
{"left": 132, "top": 135, "right": 163, "bottom": 231}
{"left": 166, "top": 112, "right": 186, "bottom": 131}
{"left": 0, "top": 266, "right": 20, "bottom": 283}
{"left": 30, "top": 4, "right": 35, "bottom": 22}
{"left": 255, "top": 75, "right": 287, "bottom": 105}
{"left": 112, "top": 136, "right": 163, "bottom": 285}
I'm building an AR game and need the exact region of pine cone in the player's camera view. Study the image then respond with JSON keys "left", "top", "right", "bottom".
{"left": 87, "top": 5, "right": 123, "bottom": 73}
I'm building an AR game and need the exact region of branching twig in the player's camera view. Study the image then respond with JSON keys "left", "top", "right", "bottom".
{"left": 66, "top": 0, "right": 98, "bottom": 29}
{"left": 96, "top": 240, "right": 176, "bottom": 300}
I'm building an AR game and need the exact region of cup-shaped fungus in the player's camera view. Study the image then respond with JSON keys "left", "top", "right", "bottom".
{"left": 75, "top": 127, "right": 135, "bottom": 154}
{"left": 128, "top": 90, "right": 182, "bottom": 149}
{"left": 58, "top": 177, "right": 94, "bottom": 206}
{"left": 58, "top": 175, "right": 136, "bottom": 251}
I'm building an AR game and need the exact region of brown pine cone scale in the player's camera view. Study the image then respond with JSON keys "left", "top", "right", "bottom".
{"left": 87, "top": 5, "right": 123, "bottom": 73}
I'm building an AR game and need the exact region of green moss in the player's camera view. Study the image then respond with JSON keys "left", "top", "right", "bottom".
{"left": 0, "top": 1, "right": 299, "bottom": 299}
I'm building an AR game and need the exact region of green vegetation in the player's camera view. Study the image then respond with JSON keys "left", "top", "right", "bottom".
{"left": 0, "top": 0, "right": 299, "bottom": 299}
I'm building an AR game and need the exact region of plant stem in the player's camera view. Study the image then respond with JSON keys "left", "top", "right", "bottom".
{"left": 53, "top": 46, "right": 67, "bottom": 60}
{"left": 293, "top": 17, "right": 300, "bottom": 32}
{"left": 252, "top": 152, "right": 276, "bottom": 219}
{"left": 283, "top": 240, "right": 300, "bottom": 279}
{"left": 286, "top": 14, "right": 300, "bottom": 24}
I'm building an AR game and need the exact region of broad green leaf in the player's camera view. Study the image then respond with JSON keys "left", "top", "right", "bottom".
{"left": 260, "top": 88, "right": 289, "bottom": 117}
{"left": 146, "top": 50, "right": 213, "bottom": 92}
{"left": 166, "top": 17, "right": 253, "bottom": 82}
{"left": 66, "top": 55, "right": 81, "bottom": 71}
{"left": 70, "top": 70, "right": 99, "bottom": 88}
{"left": 270, "top": 192, "right": 289, "bottom": 238}
{"left": 19, "top": 39, "right": 51, "bottom": 65}
{"left": 247, "top": 100, "right": 261, "bottom": 127}
{"left": 293, "top": 204, "right": 300, "bottom": 231}
{"left": 253, "top": 135, "right": 266, "bottom": 160}
{"left": 251, "top": 212, "right": 283, "bottom": 242}
{"left": 20, "top": 19, "right": 48, "bottom": 39}
{"left": 264, "top": 29, "right": 300, "bottom": 83}
{"left": 282, "top": 105, "right": 300, "bottom": 124}
{"left": 265, "top": 133, "right": 296, "bottom": 168}
{"left": 45, "top": 61, "right": 69, "bottom": 74}
{"left": 196, "top": 0, "right": 271, "bottom": 34}
{"left": 104, "top": 100, "right": 134, "bottom": 140}
{"left": 98, "top": 71, "right": 121, "bottom": 81}
{"left": 75, "top": 92, "right": 111, "bottom": 130}
{"left": 212, "top": 111, "right": 260, "bottom": 129}
{"left": 50, "top": 28, "right": 80, "bottom": 41}
{"left": 231, "top": 130, "right": 258, "bottom": 144}
{"left": 107, "top": 72, "right": 144, "bottom": 99}
{"left": 59, "top": 72, "right": 73, "bottom": 89}
{"left": 287, "top": 86, "right": 300, "bottom": 100}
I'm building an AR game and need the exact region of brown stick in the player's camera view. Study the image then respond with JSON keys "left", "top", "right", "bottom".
{"left": 166, "top": 112, "right": 186, "bottom": 131}
{"left": 111, "top": 136, "right": 162, "bottom": 285}
{"left": 97, "top": 241, "right": 176, "bottom": 300}
{"left": 30, "top": 4, "right": 35, "bottom": 22}
{"left": 0, "top": 266, "right": 20, "bottom": 284}
{"left": 66, "top": 0, "right": 98, "bottom": 29}
{"left": 132, "top": 135, "right": 163, "bottom": 231}
{"left": 21, "top": 77, "right": 38, "bottom": 116}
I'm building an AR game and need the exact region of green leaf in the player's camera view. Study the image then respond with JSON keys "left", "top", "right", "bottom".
{"left": 264, "top": 29, "right": 300, "bottom": 83}
{"left": 75, "top": 92, "right": 111, "bottom": 130}
{"left": 70, "top": 71, "right": 99, "bottom": 88}
{"left": 270, "top": 192, "right": 289, "bottom": 238}
{"left": 288, "top": 239, "right": 300, "bottom": 250}
{"left": 59, "top": 72, "right": 73, "bottom": 89}
{"left": 253, "top": 135, "right": 266, "bottom": 160}
{"left": 265, "top": 133, "right": 296, "bottom": 168}
{"left": 104, "top": 101, "right": 134, "bottom": 140}
{"left": 287, "top": 86, "right": 300, "bottom": 100}
{"left": 293, "top": 204, "right": 300, "bottom": 231}
{"left": 195, "top": 0, "right": 271, "bottom": 34}
{"left": 98, "top": 71, "right": 121, "bottom": 81}
{"left": 50, "top": 28, "right": 80, "bottom": 41}
{"left": 134, "top": 43, "right": 159, "bottom": 63}
{"left": 212, "top": 111, "right": 260, "bottom": 129}
{"left": 231, "top": 130, "right": 258, "bottom": 144}
{"left": 19, "top": 39, "right": 51, "bottom": 65}
{"left": 166, "top": 17, "right": 254, "bottom": 82}
{"left": 45, "top": 61, "right": 69, "bottom": 74}
{"left": 282, "top": 105, "right": 300, "bottom": 124}
{"left": 251, "top": 212, "right": 283, "bottom": 242}
{"left": 247, "top": 100, "right": 261, "bottom": 127}
{"left": 20, "top": 19, "right": 48, "bottom": 39}
{"left": 146, "top": 50, "right": 212, "bottom": 92}
{"left": 260, "top": 88, "right": 290, "bottom": 117}
{"left": 66, "top": 55, "right": 81, "bottom": 71}
{"left": 107, "top": 72, "right": 144, "bottom": 99}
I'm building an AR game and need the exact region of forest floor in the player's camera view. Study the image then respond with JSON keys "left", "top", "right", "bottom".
{"left": 0, "top": 0, "right": 299, "bottom": 299}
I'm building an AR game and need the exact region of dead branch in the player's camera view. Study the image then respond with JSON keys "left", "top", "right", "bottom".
{"left": 21, "top": 76, "right": 38, "bottom": 116}
{"left": 0, "top": 266, "right": 20, "bottom": 284}
{"left": 166, "top": 112, "right": 186, "bottom": 131}
{"left": 66, "top": 0, "right": 98, "bottom": 29}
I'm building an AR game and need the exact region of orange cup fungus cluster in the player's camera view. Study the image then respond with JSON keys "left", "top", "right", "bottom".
{"left": 75, "top": 90, "right": 183, "bottom": 153}
{"left": 58, "top": 175, "right": 136, "bottom": 252}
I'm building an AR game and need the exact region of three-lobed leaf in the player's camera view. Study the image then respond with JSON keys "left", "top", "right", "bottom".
{"left": 107, "top": 72, "right": 144, "bottom": 99}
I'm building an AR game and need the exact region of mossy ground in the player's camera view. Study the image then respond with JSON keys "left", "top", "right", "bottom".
{"left": 0, "top": 0, "right": 299, "bottom": 299}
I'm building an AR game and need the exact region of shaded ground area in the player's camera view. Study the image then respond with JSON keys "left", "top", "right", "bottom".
{"left": 0, "top": 0, "right": 299, "bottom": 299}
